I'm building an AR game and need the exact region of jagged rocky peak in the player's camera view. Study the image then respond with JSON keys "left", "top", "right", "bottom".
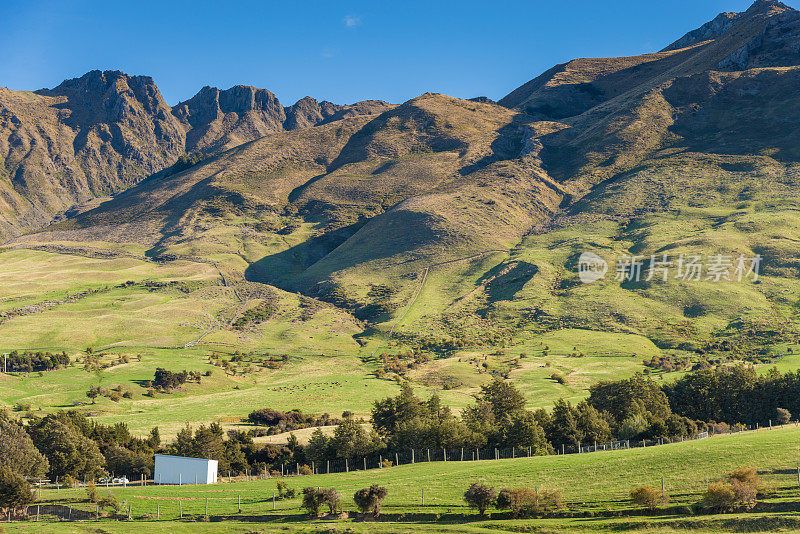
{"left": 173, "top": 84, "right": 285, "bottom": 126}
{"left": 37, "top": 69, "right": 178, "bottom": 125}
{"left": 664, "top": 0, "right": 799, "bottom": 66}
{"left": 284, "top": 96, "right": 330, "bottom": 129}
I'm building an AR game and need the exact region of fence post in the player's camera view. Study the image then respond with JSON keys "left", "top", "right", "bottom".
{"left": 179, "top": 500, "right": 182, "bottom": 518}
{"left": 395, "top": 453, "right": 399, "bottom": 466}
{"left": 561, "top": 444, "right": 565, "bottom": 455}
{"left": 346, "top": 458, "right": 349, "bottom": 473}
{"left": 327, "top": 460, "right": 330, "bottom": 474}
{"left": 157, "top": 504, "right": 160, "bottom": 520}
{"left": 422, "top": 487, "right": 425, "bottom": 506}
{"left": 36, "top": 504, "right": 39, "bottom": 521}
{"left": 205, "top": 498, "right": 208, "bottom": 518}
{"left": 412, "top": 449, "right": 415, "bottom": 463}
{"left": 179, "top": 473, "right": 182, "bottom": 486}
{"left": 364, "top": 457, "right": 367, "bottom": 471}
{"left": 238, "top": 495, "right": 241, "bottom": 513}
{"left": 129, "top": 503, "right": 132, "bottom": 520}
{"left": 379, "top": 455, "right": 383, "bottom": 468}
{"left": 427, "top": 449, "right": 430, "bottom": 462}
{"left": 312, "top": 461, "right": 315, "bottom": 474}
{"left": 273, "top": 490, "right": 276, "bottom": 510}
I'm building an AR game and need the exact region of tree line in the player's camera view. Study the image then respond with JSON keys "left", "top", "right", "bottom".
{"left": 0, "top": 363, "right": 792, "bottom": 515}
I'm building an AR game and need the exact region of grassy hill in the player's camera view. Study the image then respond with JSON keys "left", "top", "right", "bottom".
{"left": 2, "top": 1, "right": 800, "bottom": 437}
{"left": 15, "top": 425, "right": 800, "bottom": 532}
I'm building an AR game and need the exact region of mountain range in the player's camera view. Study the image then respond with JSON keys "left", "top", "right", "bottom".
{"left": 3, "top": 0, "right": 800, "bottom": 354}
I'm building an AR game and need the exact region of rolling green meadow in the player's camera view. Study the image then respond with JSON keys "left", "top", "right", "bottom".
{"left": 13, "top": 425, "right": 800, "bottom": 532}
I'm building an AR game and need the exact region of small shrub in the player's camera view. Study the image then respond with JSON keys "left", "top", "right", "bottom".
{"left": 776, "top": 407, "right": 791, "bottom": 425}
{"left": 298, "top": 464, "right": 313, "bottom": 476}
{"left": 550, "top": 372, "right": 566, "bottom": 384}
{"left": 97, "top": 494, "right": 120, "bottom": 513}
{"left": 381, "top": 459, "right": 393, "bottom": 468}
{"left": 354, "top": 484, "right": 389, "bottom": 517}
{"left": 277, "top": 480, "right": 296, "bottom": 499}
{"left": 301, "top": 487, "right": 324, "bottom": 517}
{"left": 322, "top": 488, "right": 340, "bottom": 514}
{"left": 463, "top": 482, "right": 496, "bottom": 516}
{"left": 494, "top": 487, "right": 562, "bottom": 517}
{"left": 85, "top": 482, "right": 99, "bottom": 503}
{"left": 702, "top": 468, "right": 760, "bottom": 511}
{"left": 630, "top": 485, "right": 668, "bottom": 510}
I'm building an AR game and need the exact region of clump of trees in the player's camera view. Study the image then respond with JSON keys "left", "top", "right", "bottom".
{"left": 664, "top": 365, "right": 800, "bottom": 426}
{"left": 3, "top": 350, "right": 70, "bottom": 373}
{"left": 232, "top": 299, "right": 277, "bottom": 330}
{"left": 305, "top": 416, "right": 383, "bottom": 464}
{"left": 148, "top": 368, "right": 201, "bottom": 391}
{"left": 0, "top": 467, "right": 34, "bottom": 517}
{"left": 247, "top": 408, "right": 340, "bottom": 433}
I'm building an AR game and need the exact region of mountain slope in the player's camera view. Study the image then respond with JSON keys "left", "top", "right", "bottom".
{"left": 0, "top": 71, "right": 391, "bottom": 240}
{"left": 6, "top": 0, "right": 800, "bottom": 361}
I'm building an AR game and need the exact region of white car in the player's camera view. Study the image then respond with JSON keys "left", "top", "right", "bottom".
{"left": 112, "top": 477, "right": 129, "bottom": 484}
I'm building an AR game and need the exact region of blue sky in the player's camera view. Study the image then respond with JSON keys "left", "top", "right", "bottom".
{"left": 1, "top": 0, "right": 796, "bottom": 106}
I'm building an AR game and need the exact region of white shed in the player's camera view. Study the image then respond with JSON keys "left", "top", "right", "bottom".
{"left": 154, "top": 454, "right": 218, "bottom": 485}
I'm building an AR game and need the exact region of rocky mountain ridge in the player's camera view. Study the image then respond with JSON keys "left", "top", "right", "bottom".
{"left": 0, "top": 70, "right": 391, "bottom": 239}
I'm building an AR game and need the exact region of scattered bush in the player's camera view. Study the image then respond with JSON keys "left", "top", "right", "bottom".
{"left": 301, "top": 487, "right": 325, "bottom": 517}
{"left": 85, "top": 481, "right": 98, "bottom": 503}
{"left": 322, "top": 488, "right": 340, "bottom": 514}
{"left": 702, "top": 468, "right": 760, "bottom": 511}
{"left": 298, "top": 464, "right": 313, "bottom": 475}
{"left": 630, "top": 485, "right": 668, "bottom": 510}
{"left": 776, "top": 407, "right": 791, "bottom": 425}
{"left": 354, "top": 484, "right": 389, "bottom": 517}
{"left": 550, "top": 372, "right": 566, "bottom": 384}
{"left": 495, "top": 487, "right": 562, "bottom": 517}
{"left": 463, "top": 483, "right": 496, "bottom": 516}
{"left": 276, "top": 481, "right": 296, "bottom": 499}
{"left": 97, "top": 494, "right": 120, "bottom": 514}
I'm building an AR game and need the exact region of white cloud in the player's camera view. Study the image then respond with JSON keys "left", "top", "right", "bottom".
{"left": 343, "top": 14, "right": 361, "bottom": 28}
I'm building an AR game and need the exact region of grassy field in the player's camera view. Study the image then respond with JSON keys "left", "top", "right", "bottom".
{"left": 13, "top": 425, "right": 800, "bottom": 532}
{"left": 0, "top": 248, "right": 791, "bottom": 439}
